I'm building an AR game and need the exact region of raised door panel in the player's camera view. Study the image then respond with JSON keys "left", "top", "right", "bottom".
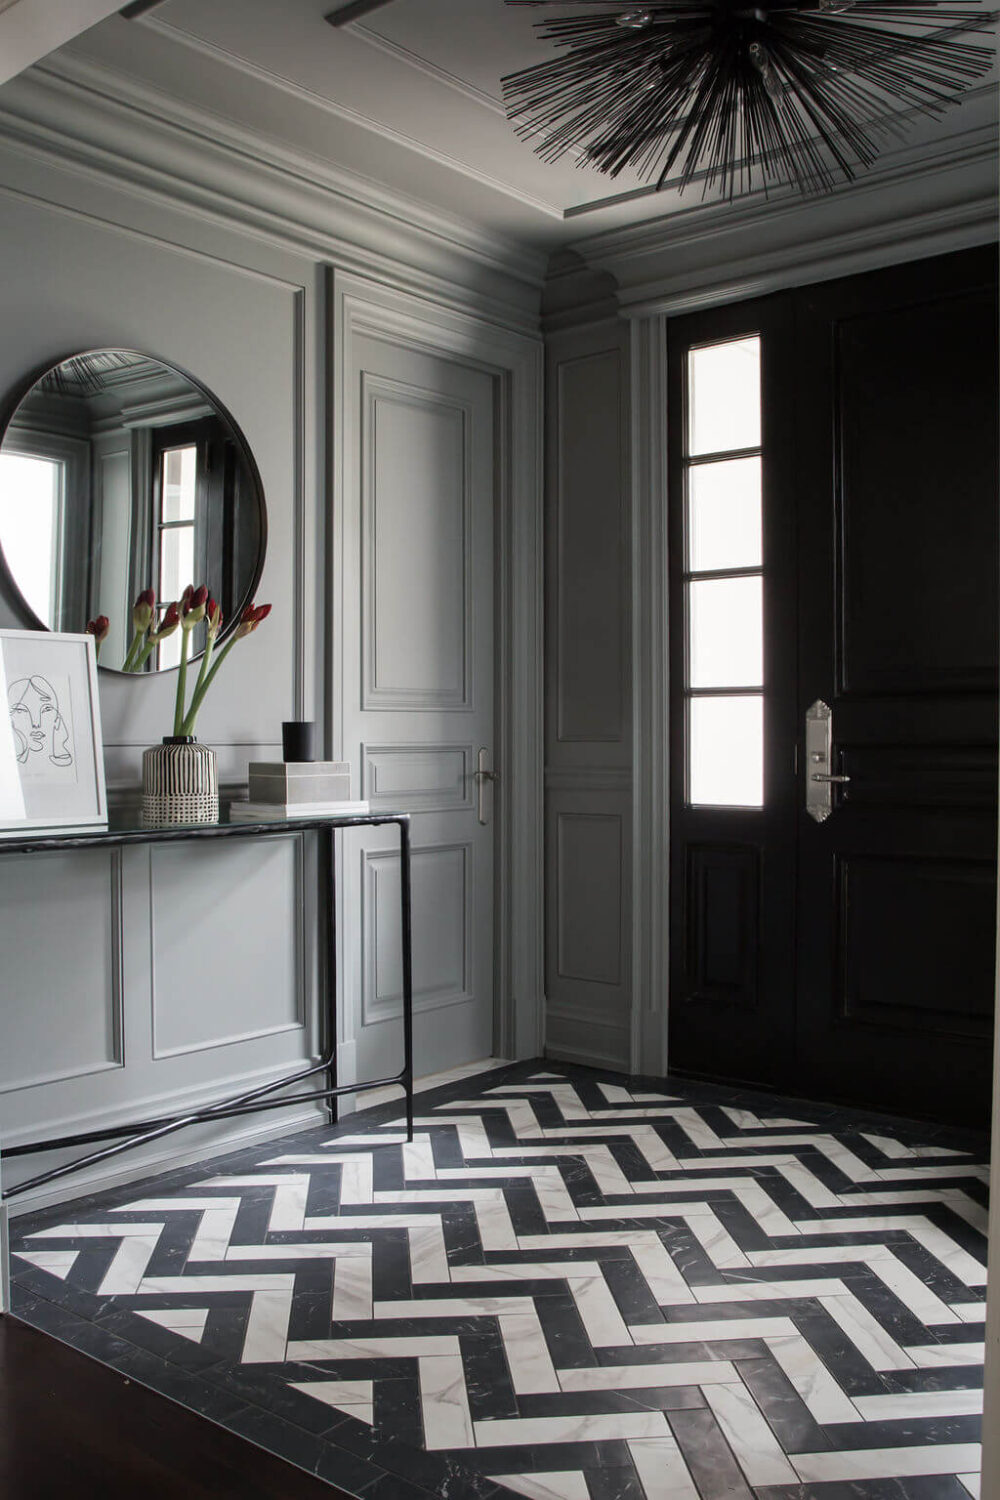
{"left": 836, "top": 289, "right": 999, "bottom": 697}
{"left": 362, "top": 376, "right": 472, "bottom": 711}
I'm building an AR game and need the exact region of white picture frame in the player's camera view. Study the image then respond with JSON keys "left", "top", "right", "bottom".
{"left": 0, "top": 629, "right": 107, "bottom": 832}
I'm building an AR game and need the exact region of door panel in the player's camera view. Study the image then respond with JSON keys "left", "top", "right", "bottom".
{"left": 343, "top": 334, "right": 495, "bottom": 1084}
{"left": 668, "top": 246, "right": 998, "bottom": 1127}
{"left": 795, "top": 249, "right": 998, "bottom": 1125}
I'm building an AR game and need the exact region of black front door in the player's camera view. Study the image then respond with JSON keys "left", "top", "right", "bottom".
{"left": 667, "top": 245, "right": 999, "bottom": 1128}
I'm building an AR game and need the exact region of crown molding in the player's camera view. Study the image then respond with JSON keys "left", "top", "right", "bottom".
{"left": 0, "top": 54, "right": 548, "bottom": 330}
{"left": 571, "top": 114, "right": 999, "bottom": 315}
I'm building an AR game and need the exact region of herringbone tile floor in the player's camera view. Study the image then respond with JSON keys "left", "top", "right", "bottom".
{"left": 10, "top": 1063, "right": 990, "bottom": 1499}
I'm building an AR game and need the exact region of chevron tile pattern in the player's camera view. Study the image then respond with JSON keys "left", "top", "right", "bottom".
{"left": 10, "top": 1063, "right": 990, "bottom": 1499}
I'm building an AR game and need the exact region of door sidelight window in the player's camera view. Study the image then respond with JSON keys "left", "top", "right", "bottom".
{"left": 683, "top": 335, "right": 764, "bottom": 808}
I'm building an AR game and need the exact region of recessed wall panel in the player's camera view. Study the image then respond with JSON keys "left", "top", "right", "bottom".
{"left": 362, "top": 843, "right": 470, "bottom": 1023}
{"left": 556, "top": 812, "right": 622, "bottom": 986}
{"left": 555, "top": 351, "right": 624, "bottom": 743}
{"left": 0, "top": 850, "right": 121, "bottom": 1091}
{"left": 151, "top": 838, "right": 301, "bottom": 1057}
{"left": 363, "top": 376, "right": 471, "bottom": 709}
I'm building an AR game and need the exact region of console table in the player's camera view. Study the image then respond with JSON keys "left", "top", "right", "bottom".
{"left": 0, "top": 802, "right": 414, "bottom": 1205}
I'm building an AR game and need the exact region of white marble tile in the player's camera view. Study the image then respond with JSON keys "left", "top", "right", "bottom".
{"left": 418, "top": 1353, "right": 475, "bottom": 1449}
{"left": 333, "top": 1253, "right": 373, "bottom": 1322}
{"left": 474, "top": 1412, "right": 668, "bottom": 1447}
{"left": 135, "top": 1307, "right": 209, "bottom": 1344}
{"left": 13, "top": 1249, "right": 79, "bottom": 1280}
{"left": 818, "top": 1294, "right": 915, "bottom": 1370}
{"left": 290, "top": 1379, "right": 373, "bottom": 1413}
{"left": 568, "top": 1272, "right": 634, "bottom": 1348}
{"left": 703, "top": 1382, "right": 798, "bottom": 1486}
{"left": 437, "top": 1164, "right": 576, "bottom": 1222}
{"left": 952, "top": 1302, "right": 988, "bottom": 1323}
{"left": 497, "top": 1308, "right": 560, "bottom": 1394}
{"left": 403, "top": 1139, "right": 437, "bottom": 1182}
{"left": 773, "top": 1162, "right": 842, "bottom": 1208}
{"left": 560, "top": 1360, "right": 737, "bottom": 1390}
{"left": 721, "top": 1107, "right": 765, "bottom": 1130}
{"left": 957, "top": 1473, "right": 981, "bottom": 1497}
{"left": 494, "top": 1473, "right": 590, "bottom": 1500}
{"left": 630, "top": 1315, "right": 799, "bottom": 1344}
{"left": 680, "top": 1208, "right": 751, "bottom": 1268}
{"left": 790, "top": 1443, "right": 982, "bottom": 1483}
{"left": 408, "top": 1222, "right": 450, "bottom": 1285}
{"left": 853, "top": 1388, "right": 983, "bottom": 1420}
{"left": 288, "top": 1334, "right": 460, "bottom": 1361}
{"left": 875, "top": 1166, "right": 988, "bottom": 1183}
{"left": 730, "top": 1183, "right": 801, "bottom": 1238}
{"left": 451, "top": 1259, "right": 603, "bottom": 1284}
{"left": 695, "top": 1277, "right": 850, "bottom": 1304}
{"left": 598, "top": 1083, "right": 635, "bottom": 1104}
{"left": 763, "top": 1334, "right": 860, "bottom": 1425}
{"left": 224, "top": 1242, "right": 370, "bottom": 1262}
{"left": 243, "top": 1287, "right": 293, "bottom": 1363}
{"left": 628, "top": 1435, "right": 700, "bottom": 1500}
{"left": 99, "top": 1232, "right": 161, "bottom": 1296}
{"left": 630, "top": 1236, "right": 696, "bottom": 1306}
{"left": 473, "top": 1192, "right": 521, "bottom": 1249}
{"left": 905, "top": 1342, "right": 985, "bottom": 1367}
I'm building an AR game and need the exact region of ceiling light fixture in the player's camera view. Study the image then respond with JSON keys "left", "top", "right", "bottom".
{"left": 502, "top": 0, "right": 997, "bottom": 197}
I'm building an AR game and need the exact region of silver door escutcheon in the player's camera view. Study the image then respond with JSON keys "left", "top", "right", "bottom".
{"left": 474, "top": 748, "right": 499, "bottom": 826}
{"left": 805, "top": 699, "right": 851, "bottom": 822}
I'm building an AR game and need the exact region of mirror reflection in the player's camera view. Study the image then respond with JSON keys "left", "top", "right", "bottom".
{"left": 0, "top": 350, "right": 265, "bottom": 673}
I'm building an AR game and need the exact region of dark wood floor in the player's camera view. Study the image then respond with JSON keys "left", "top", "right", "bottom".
{"left": 0, "top": 1314, "right": 352, "bottom": 1498}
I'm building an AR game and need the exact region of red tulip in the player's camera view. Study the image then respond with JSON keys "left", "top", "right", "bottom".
{"left": 235, "top": 601, "right": 272, "bottom": 639}
{"left": 206, "top": 597, "right": 222, "bottom": 639}
{"left": 132, "top": 588, "right": 155, "bottom": 633}
{"left": 181, "top": 583, "right": 209, "bottom": 628}
{"left": 149, "top": 601, "right": 180, "bottom": 642}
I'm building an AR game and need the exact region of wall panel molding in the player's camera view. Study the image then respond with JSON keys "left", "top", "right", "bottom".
{"left": 0, "top": 55, "right": 544, "bottom": 331}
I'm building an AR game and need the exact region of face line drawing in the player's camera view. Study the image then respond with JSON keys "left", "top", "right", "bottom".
{"left": 8, "top": 673, "right": 73, "bottom": 768}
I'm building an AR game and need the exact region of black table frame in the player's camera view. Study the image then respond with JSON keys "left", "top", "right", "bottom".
{"left": 0, "top": 810, "right": 414, "bottom": 1202}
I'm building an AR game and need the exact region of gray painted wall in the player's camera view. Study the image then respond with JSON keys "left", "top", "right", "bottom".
{"left": 0, "top": 59, "right": 541, "bottom": 1210}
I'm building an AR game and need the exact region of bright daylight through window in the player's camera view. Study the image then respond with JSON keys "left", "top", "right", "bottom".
{"left": 684, "top": 336, "right": 764, "bottom": 807}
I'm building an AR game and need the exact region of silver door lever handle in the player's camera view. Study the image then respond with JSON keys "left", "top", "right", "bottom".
{"left": 810, "top": 773, "right": 851, "bottom": 783}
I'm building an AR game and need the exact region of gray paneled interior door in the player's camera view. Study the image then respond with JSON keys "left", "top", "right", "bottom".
{"left": 342, "top": 333, "right": 496, "bottom": 1083}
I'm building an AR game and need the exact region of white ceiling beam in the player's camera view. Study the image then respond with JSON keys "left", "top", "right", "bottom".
{"left": 0, "top": 0, "right": 130, "bottom": 86}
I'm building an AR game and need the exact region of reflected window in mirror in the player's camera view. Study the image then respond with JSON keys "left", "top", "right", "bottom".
{"left": 0, "top": 350, "right": 265, "bottom": 674}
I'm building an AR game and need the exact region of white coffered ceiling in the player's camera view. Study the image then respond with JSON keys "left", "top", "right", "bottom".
{"left": 47, "top": 0, "right": 1000, "bottom": 248}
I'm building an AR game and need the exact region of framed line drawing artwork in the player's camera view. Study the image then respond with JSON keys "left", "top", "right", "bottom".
{"left": 0, "top": 629, "right": 107, "bottom": 832}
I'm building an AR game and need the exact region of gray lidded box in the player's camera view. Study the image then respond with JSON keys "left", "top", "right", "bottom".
{"left": 248, "top": 761, "right": 352, "bottom": 805}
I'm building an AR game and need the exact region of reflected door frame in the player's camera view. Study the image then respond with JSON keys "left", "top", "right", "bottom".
{"left": 330, "top": 271, "right": 544, "bottom": 1081}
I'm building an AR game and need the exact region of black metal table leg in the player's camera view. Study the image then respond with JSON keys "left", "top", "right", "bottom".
{"left": 320, "top": 824, "right": 338, "bottom": 1127}
{"left": 398, "top": 816, "right": 415, "bottom": 1143}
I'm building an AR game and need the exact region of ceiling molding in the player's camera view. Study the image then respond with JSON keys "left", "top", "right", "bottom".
{"left": 136, "top": 11, "right": 566, "bottom": 221}
{"left": 348, "top": 21, "right": 507, "bottom": 118}
{"left": 573, "top": 115, "right": 999, "bottom": 315}
{"left": 0, "top": 53, "right": 547, "bottom": 326}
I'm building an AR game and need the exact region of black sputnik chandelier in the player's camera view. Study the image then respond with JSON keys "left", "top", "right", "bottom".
{"left": 501, "top": 0, "right": 997, "bottom": 196}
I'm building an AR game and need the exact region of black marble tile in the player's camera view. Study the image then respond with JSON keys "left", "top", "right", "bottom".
{"left": 666, "top": 1407, "right": 756, "bottom": 1500}
{"left": 755, "top": 1480, "right": 974, "bottom": 1500}
{"left": 821, "top": 1415, "right": 982, "bottom": 1450}
{"left": 534, "top": 1288, "right": 600, "bottom": 1370}
{"left": 586, "top": 1463, "right": 647, "bottom": 1500}
{"left": 460, "top": 1331, "right": 519, "bottom": 1422}
{"left": 371, "top": 1226, "right": 413, "bottom": 1303}
{"left": 734, "top": 1354, "right": 834, "bottom": 1454}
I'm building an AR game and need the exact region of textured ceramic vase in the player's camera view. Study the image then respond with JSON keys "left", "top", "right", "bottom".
{"left": 142, "top": 736, "right": 219, "bottom": 825}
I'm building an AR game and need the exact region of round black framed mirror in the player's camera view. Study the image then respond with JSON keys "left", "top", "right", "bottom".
{"left": 0, "top": 349, "right": 267, "bottom": 674}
